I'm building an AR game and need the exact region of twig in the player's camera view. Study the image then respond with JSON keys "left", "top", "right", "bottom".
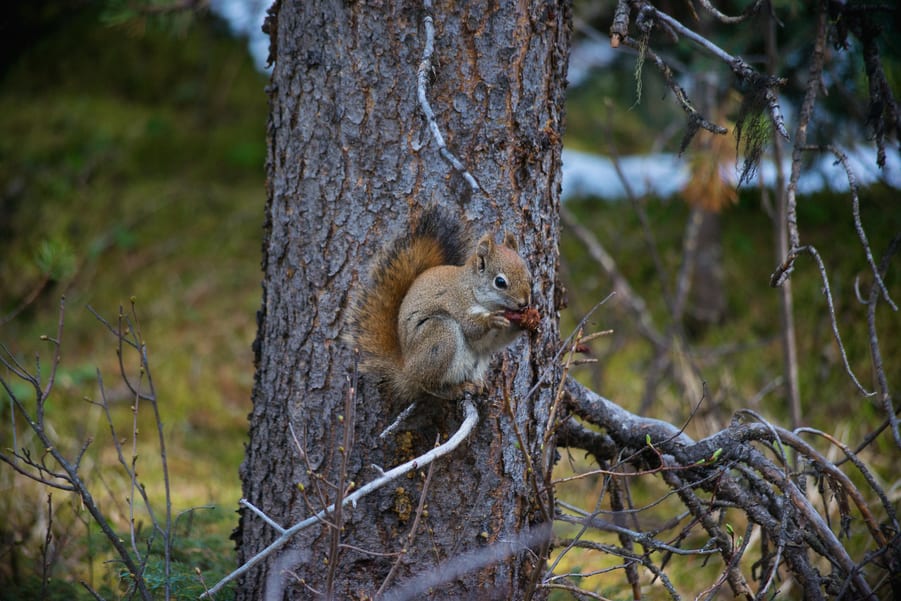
{"left": 771, "top": 2, "right": 829, "bottom": 284}
{"left": 201, "top": 399, "right": 480, "bottom": 599}
{"left": 623, "top": 2, "right": 786, "bottom": 140}
{"left": 864, "top": 234, "right": 901, "bottom": 448}
{"left": 40, "top": 493, "right": 53, "bottom": 601}
{"left": 797, "top": 245, "right": 875, "bottom": 397}
{"left": 41, "top": 296, "right": 67, "bottom": 408}
{"left": 288, "top": 421, "right": 331, "bottom": 515}
{"left": 554, "top": 512, "right": 718, "bottom": 557}
{"left": 743, "top": 445, "right": 874, "bottom": 598}
{"left": 542, "top": 581, "right": 615, "bottom": 600}
{"left": 503, "top": 382, "right": 550, "bottom": 526}
{"left": 326, "top": 371, "right": 358, "bottom": 597}
{"left": 376, "top": 442, "right": 437, "bottom": 597}
{"left": 695, "top": 0, "right": 764, "bottom": 24}
{"left": 195, "top": 567, "right": 214, "bottom": 601}
{"left": 566, "top": 377, "right": 884, "bottom": 597}
{"left": 379, "top": 523, "right": 553, "bottom": 601}
{"left": 79, "top": 582, "right": 106, "bottom": 601}
{"left": 520, "top": 293, "right": 615, "bottom": 406}
{"left": 620, "top": 36, "right": 728, "bottom": 138}
{"left": 802, "top": 144, "right": 897, "bottom": 311}
{"left": 795, "top": 427, "right": 899, "bottom": 533}
{"left": 132, "top": 304, "right": 173, "bottom": 601}
{"left": 552, "top": 536, "right": 683, "bottom": 600}
{"left": 561, "top": 207, "right": 665, "bottom": 348}
{"left": 240, "top": 499, "right": 286, "bottom": 535}
{"left": 128, "top": 367, "right": 143, "bottom": 560}
{"left": 417, "top": 0, "right": 481, "bottom": 193}
{"left": 0, "top": 300, "right": 153, "bottom": 601}
{"left": 380, "top": 401, "right": 419, "bottom": 439}
{"left": 94, "top": 370, "right": 158, "bottom": 562}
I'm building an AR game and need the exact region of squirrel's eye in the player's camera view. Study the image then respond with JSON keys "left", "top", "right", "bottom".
{"left": 494, "top": 275, "right": 508, "bottom": 289}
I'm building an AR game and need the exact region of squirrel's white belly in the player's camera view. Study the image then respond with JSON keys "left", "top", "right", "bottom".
{"left": 444, "top": 325, "right": 490, "bottom": 385}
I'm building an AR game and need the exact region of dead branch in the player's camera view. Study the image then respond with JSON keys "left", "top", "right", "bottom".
{"left": 770, "top": 2, "right": 828, "bottom": 286}
{"left": 801, "top": 144, "right": 897, "bottom": 312}
{"left": 416, "top": 0, "right": 481, "bottom": 193}
{"left": 695, "top": 0, "right": 765, "bottom": 24}
{"left": 0, "top": 298, "right": 154, "bottom": 601}
{"left": 201, "top": 398, "right": 480, "bottom": 599}
{"left": 379, "top": 523, "right": 553, "bottom": 601}
{"left": 561, "top": 206, "right": 665, "bottom": 349}
{"left": 561, "top": 377, "right": 894, "bottom": 599}
{"left": 613, "top": 0, "right": 787, "bottom": 152}
{"left": 864, "top": 234, "right": 901, "bottom": 448}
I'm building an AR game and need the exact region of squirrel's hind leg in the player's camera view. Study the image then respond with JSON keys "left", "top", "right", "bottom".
{"left": 401, "top": 316, "right": 480, "bottom": 400}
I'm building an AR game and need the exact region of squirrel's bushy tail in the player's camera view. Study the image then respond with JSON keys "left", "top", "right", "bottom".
{"left": 348, "top": 206, "right": 468, "bottom": 398}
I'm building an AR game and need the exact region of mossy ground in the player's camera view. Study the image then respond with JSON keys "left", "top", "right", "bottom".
{"left": 1, "top": 8, "right": 264, "bottom": 598}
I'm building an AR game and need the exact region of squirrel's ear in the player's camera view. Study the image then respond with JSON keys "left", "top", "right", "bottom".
{"left": 476, "top": 235, "right": 492, "bottom": 272}
{"left": 502, "top": 231, "right": 519, "bottom": 251}
{"left": 477, "top": 235, "right": 493, "bottom": 257}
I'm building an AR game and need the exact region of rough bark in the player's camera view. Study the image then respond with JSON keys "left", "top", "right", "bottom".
{"left": 235, "top": 2, "right": 570, "bottom": 599}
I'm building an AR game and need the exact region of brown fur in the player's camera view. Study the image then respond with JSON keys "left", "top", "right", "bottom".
{"left": 347, "top": 206, "right": 531, "bottom": 403}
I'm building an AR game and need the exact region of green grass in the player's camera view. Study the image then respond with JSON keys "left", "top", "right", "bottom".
{"left": 0, "top": 7, "right": 265, "bottom": 597}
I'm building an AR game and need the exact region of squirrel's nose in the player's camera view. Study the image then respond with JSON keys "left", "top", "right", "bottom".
{"left": 519, "top": 298, "right": 530, "bottom": 310}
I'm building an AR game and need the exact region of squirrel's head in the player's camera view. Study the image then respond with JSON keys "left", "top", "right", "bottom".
{"left": 471, "top": 233, "right": 532, "bottom": 310}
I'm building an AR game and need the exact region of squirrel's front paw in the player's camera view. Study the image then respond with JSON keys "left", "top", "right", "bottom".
{"left": 488, "top": 311, "right": 511, "bottom": 329}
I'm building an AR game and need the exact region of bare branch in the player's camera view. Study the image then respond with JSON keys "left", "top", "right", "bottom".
{"left": 325, "top": 370, "right": 358, "bottom": 598}
{"left": 620, "top": 35, "right": 728, "bottom": 143}
{"left": 40, "top": 296, "right": 67, "bottom": 411}
{"left": 202, "top": 399, "right": 480, "bottom": 599}
{"left": 772, "top": 1, "right": 829, "bottom": 285}
{"left": 561, "top": 207, "right": 665, "bottom": 348}
{"left": 379, "top": 401, "right": 419, "bottom": 439}
{"left": 380, "top": 523, "right": 553, "bottom": 601}
{"left": 565, "top": 378, "right": 694, "bottom": 449}
{"left": 564, "top": 376, "right": 887, "bottom": 598}
{"left": 0, "top": 305, "right": 153, "bottom": 600}
{"left": 556, "top": 418, "right": 617, "bottom": 464}
{"left": 240, "top": 498, "right": 286, "bottom": 535}
{"left": 695, "top": 0, "right": 765, "bottom": 24}
{"left": 797, "top": 245, "right": 875, "bottom": 397}
{"left": 416, "top": 0, "right": 481, "bottom": 193}
{"left": 794, "top": 427, "right": 899, "bottom": 536}
{"left": 620, "top": 1, "right": 787, "bottom": 150}
{"left": 555, "top": 511, "right": 719, "bottom": 557}
{"left": 550, "top": 536, "right": 682, "bottom": 600}
{"left": 802, "top": 144, "right": 897, "bottom": 311}
{"left": 0, "top": 452, "right": 76, "bottom": 491}
{"left": 864, "top": 234, "right": 901, "bottom": 448}
{"left": 609, "top": 0, "right": 630, "bottom": 48}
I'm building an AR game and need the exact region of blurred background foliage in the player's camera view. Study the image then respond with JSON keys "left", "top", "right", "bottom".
{"left": 1, "top": 1, "right": 265, "bottom": 597}
{"left": 0, "top": 0, "right": 898, "bottom": 599}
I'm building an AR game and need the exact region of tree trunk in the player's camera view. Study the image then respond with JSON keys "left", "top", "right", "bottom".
{"left": 235, "top": 2, "right": 570, "bottom": 599}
